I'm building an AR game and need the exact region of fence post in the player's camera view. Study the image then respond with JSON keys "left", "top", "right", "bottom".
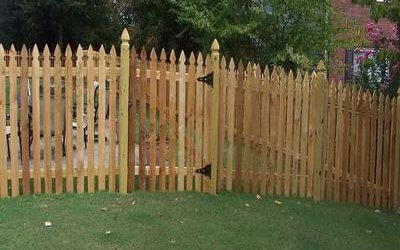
{"left": 313, "top": 61, "right": 327, "bottom": 201}
{"left": 119, "top": 28, "right": 130, "bottom": 194}
{"left": 394, "top": 89, "right": 400, "bottom": 210}
{"left": 209, "top": 39, "right": 220, "bottom": 194}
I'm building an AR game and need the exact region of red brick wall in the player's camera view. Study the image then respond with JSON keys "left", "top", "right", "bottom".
{"left": 330, "top": 0, "right": 393, "bottom": 83}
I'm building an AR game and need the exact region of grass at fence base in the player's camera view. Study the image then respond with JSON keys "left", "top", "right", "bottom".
{"left": 0, "top": 192, "right": 399, "bottom": 249}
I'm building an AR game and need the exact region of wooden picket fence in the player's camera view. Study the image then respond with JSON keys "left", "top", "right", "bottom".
{"left": 0, "top": 29, "right": 399, "bottom": 210}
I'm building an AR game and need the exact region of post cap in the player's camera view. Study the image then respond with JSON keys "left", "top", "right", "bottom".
{"left": 211, "top": 39, "right": 220, "bottom": 52}
{"left": 121, "top": 28, "right": 130, "bottom": 42}
{"left": 316, "top": 61, "right": 326, "bottom": 73}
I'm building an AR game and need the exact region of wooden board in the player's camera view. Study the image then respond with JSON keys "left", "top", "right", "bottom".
{"left": 307, "top": 73, "right": 317, "bottom": 199}
{"left": 355, "top": 91, "right": 363, "bottom": 204}
{"left": 128, "top": 47, "right": 137, "bottom": 193}
{"left": 361, "top": 92, "right": 371, "bottom": 205}
{"left": 334, "top": 83, "right": 344, "bottom": 202}
{"left": 168, "top": 50, "right": 176, "bottom": 192}
{"left": 0, "top": 45, "right": 7, "bottom": 197}
{"left": 76, "top": 45, "right": 85, "bottom": 194}
{"left": 243, "top": 63, "right": 253, "bottom": 193}
{"left": 326, "top": 84, "right": 337, "bottom": 201}
{"left": 109, "top": 46, "right": 117, "bottom": 192}
{"left": 340, "top": 87, "right": 350, "bottom": 202}
{"left": 98, "top": 46, "right": 106, "bottom": 191}
{"left": 158, "top": 49, "right": 167, "bottom": 192}
{"left": 43, "top": 45, "right": 52, "bottom": 194}
{"left": 375, "top": 94, "right": 384, "bottom": 207}
{"left": 86, "top": 46, "right": 95, "bottom": 193}
{"left": 186, "top": 52, "right": 196, "bottom": 191}
{"left": 20, "top": 45, "right": 30, "bottom": 195}
{"left": 291, "top": 72, "right": 302, "bottom": 197}
{"left": 276, "top": 69, "right": 287, "bottom": 196}
{"left": 252, "top": 65, "right": 261, "bottom": 194}
{"left": 31, "top": 45, "right": 40, "bottom": 195}
{"left": 177, "top": 51, "right": 186, "bottom": 192}
{"left": 348, "top": 88, "right": 357, "bottom": 203}
{"left": 260, "top": 66, "right": 270, "bottom": 196}
{"left": 382, "top": 96, "right": 391, "bottom": 207}
{"left": 65, "top": 45, "right": 74, "bottom": 193}
{"left": 369, "top": 93, "right": 378, "bottom": 207}
{"left": 203, "top": 55, "right": 211, "bottom": 193}
{"left": 226, "top": 59, "right": 236, "bottom": 191}
{"left": 194, "top": 53, "right": 204, "bottom": 192}
{"left": 269, "top": 68, "right": 279, "bottom": 195}
{"left": 235, "top": 61, "right": 245, "bottom": 192}
{"left": 284, "top": 71, "right": 294, "bottom": 197}
{"left": 149, "top": 49, "right": 157, "bottom": 192}
{"left": 299, "top": 74, "right": 310, "bottom": 198}
{"left": 54, "top": 46, "right": 63, "bottom": 194}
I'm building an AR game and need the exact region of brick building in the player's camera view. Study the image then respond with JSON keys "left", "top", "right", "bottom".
{"left": 330, "top": 0, "right": 394, "bottom": 83}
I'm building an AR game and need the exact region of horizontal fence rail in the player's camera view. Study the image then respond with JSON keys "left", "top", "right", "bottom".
{"left": 0, "top": 29, "right": 399, "bottom": 211}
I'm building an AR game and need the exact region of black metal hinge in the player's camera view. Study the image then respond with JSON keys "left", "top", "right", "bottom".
{"left": 195, "top": 163, "right": 211, "bottom": 178}
{"left": 197, "top": 72, "right": 213, "bottom": 88}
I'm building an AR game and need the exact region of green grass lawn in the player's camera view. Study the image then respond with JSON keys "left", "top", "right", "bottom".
{"left": 0, "top": 192, "right": 399, "bottom": 249}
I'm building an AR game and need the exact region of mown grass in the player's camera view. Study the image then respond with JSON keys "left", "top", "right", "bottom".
{"left": 0, "top": 192, "right": 399, "bottom": 249}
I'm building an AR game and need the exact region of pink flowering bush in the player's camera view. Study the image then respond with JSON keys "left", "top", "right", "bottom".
{"left": 353, "top": 22, "right": 400, "bottom": 95}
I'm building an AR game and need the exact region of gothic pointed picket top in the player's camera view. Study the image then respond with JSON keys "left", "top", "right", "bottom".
{"left": 121, "top": 28, "right": 130, "bottom": 42}
{"left": 211, "top": 39, "right": 220, "bottom": 52}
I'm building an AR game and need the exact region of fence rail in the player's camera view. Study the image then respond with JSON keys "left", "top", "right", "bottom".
{"left": 0, "top": 29, "right": 399, "bottom": 211}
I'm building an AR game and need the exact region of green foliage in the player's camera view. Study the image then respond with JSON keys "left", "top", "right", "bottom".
{"left": 351, "top": 0, "right": 400, "bottom": 95}
{"left": 352, "top": 0, "right": 400, "bottom": 25}
{"left": 169, "top": 0, "right": 333, "bottom": 70}
{"left": 0, "top": 0, "right": 122, "bottom": 50}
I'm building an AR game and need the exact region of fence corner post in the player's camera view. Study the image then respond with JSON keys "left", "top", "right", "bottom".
{"left": 394, "top": 89, "right": 400, "bottom": 210}
{"left": 119, "top": 28, "right": 130, "bottom": 194}
{"left": 313, "top": 61, "right": 327, "bottom": 202}
{"left": 210, "top": 39, "right": 220, "bottom": 195}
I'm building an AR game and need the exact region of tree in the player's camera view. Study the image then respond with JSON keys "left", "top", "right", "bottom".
{"left": 118, "top": 0, "right": 343, "bottom": 70}
{"left": 0, "top": 0, "right": 122, "bottom": 50}
{"left": 351, "top": 0, "right": 400, "bottom": 94}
